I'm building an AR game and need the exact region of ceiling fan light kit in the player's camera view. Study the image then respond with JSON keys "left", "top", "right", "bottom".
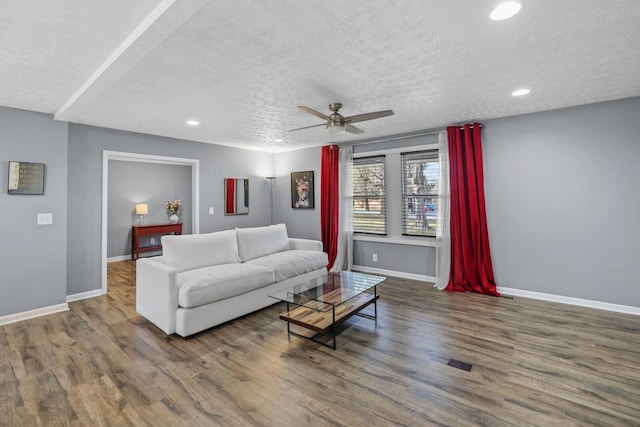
{"left": 326, "top": 121, "right": 346, "bottom": 136}
{"left": 290, "top": 102, "right": 394, "bottom": 137}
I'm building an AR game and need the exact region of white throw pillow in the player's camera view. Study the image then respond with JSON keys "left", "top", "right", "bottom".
{"left": 161, "top": 230, "right": 241, "bottom": 272}
{"left": 235, "top": 223, "right": 290, "bottom": 262}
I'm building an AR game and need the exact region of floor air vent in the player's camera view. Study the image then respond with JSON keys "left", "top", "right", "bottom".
{"left": 447, "top": 358, "right": 472, "bottom": 372}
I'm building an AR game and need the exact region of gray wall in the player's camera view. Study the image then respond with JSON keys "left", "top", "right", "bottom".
{"left": 273, "top": 145, "right": 322, "bottom": 240}
{"left": 355, "top": 133, "right": 439, "bottom": 153}
{"left": 483, "top": 97, "right": 640, "bottom": 307}
{"left": 67, "top": 123, "right": 274, "bottom": 296}
{"left": 353, "top": 241, "right": 436, "bottom": 277}
{"left": 107, "top": 161, "right": 192, "bottom": 258}
{"left": 0, "top": 107, "right": 68, "bottom": 316}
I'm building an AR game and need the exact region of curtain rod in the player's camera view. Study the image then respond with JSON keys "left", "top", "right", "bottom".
{"left": 341, "top": 123, "right": 483, "bottom": 147}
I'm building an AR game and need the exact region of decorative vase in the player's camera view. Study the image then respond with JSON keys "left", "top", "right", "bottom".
{"left": 169, "top": 214, "right": 179, "bottom": 224}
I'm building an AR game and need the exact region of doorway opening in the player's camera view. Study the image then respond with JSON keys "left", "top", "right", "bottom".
{"left": 101, "top": 150, "right": 199, "bottom": 293}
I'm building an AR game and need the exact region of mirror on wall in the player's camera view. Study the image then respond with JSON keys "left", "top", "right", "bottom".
{"left": 224, "top": 178, "right": 249, "bottom": 215}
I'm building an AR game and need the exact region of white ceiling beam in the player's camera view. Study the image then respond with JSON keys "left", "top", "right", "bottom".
{"left": 55, "top": 0, "right": 209, "bottom": 121}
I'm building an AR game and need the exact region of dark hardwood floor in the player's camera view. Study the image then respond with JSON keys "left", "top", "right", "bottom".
{"left": 1, "top": 260, "right": 639, "bottom": 426}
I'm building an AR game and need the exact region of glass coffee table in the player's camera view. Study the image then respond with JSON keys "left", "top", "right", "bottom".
{"left": 269, "top": 271, "right": 386, "bottom": 350}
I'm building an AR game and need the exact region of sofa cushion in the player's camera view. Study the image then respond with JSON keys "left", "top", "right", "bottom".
{"left": 235, "top": 223, "right": 290, "bottom": 262}
{"left": 162, "top": 230, "right": 241, "bottom": 272}
{"left": 247, "top": 250, "right": 328, "bottom": 282}
{"left": 177, "top": 263, "right": 275, "bottom": 308}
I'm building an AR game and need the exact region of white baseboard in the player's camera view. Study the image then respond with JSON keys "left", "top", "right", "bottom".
{"left": 66, "top": 288, "right": 106, "bottom": 303}
{"left": 107, "top": 255, "right": 131, "bottom": 263}
{"left": 498, "top": 287, "right": 640, "bottom": 316}
{"left": 351, "top": 266, "right": 639, "bottom": 316}
{"left": 351, "top": 265, "right": 436, "bottom": 283}
{"left": 0, "top": 303, "right": 69, "bottom": 326}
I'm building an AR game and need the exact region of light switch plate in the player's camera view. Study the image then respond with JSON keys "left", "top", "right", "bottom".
{"left": 209, "top": 207, "right": 214, "bottom": 215}
{"left": 37, "top": 213, "right": 53, "bottom": 225}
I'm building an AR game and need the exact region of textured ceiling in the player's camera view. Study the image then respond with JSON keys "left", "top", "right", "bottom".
{"left": 1, "top": 0, "right": 639, "bottom": 152}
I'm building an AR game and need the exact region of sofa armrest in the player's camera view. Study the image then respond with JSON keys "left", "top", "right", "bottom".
{"left": 136, "top": 257, "right": 180, "bottom": 334}
{"left": 289, "top": 238, "right": 323, "bottom": 252}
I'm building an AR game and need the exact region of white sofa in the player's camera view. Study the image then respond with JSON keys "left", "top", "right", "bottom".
{"left": 136, "top": 224, "right": 328, "bottom": 337}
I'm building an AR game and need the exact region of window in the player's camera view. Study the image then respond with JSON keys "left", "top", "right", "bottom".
{"left": 352, "top": 156, "right": 386, "bottom": 234}
{"left": 402, "top": 150, "right": 439, "bottom": 237}
{"left": 351, "top": 144, "right": 440, "bottom": 241}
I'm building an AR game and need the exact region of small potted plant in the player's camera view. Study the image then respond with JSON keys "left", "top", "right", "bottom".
{"left": 166, "top": 199, "right": 181, "bottom": 224}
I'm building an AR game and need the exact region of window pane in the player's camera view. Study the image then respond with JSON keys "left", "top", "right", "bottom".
{"left": 402, "top": 151, "right": 438, "bottom": 237}
{"left": 352, "top": 156, "right": 386, "bottom": 235}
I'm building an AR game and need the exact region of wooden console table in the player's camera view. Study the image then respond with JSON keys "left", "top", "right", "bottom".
{"left": 131, "top": 223, "right": 182, "bottom": 260}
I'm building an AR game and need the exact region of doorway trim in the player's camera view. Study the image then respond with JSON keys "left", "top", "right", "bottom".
{"left": 101, "top": 150, "right": 200, "bottom": 294}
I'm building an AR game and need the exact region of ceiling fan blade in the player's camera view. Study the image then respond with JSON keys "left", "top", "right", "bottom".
{"left": 288, "top": 123, "right": 325, "bottom": 132}
{"left": 298, "top": 106, "right": 330, "bottom": 120}
{"left": 345, "top": 110, "right": 394, "bottom": 124}
{"left": 346, "top": 123, "right": 364, "bottom": 134}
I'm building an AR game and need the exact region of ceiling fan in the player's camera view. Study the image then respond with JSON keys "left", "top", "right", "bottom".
{"left": 289, "top": 103, "right": 394, "bottom": 136}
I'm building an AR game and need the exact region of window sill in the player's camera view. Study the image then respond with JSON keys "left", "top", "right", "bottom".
{"left": 353, "top": 234, "right": 439, "bottom": 247}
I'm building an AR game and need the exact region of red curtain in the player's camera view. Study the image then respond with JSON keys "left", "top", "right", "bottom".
{"left": 446, "top": 124, "right": 500, "bottom": 296}
{"left": 321, "top": 145, "right": 340, "bottom": 269}
{"left": 225, "top": 179, "right": 235, "bottom": 214}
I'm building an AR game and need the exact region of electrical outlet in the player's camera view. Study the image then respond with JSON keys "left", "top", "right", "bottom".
{"left": 372, "top": 253, "right": 378, "bottom": 262}
{"left": 209, "top": 206, "right": 214, "bottom": 215}
{"left": 150, "top": 237, "right": 156, "bottom": 245}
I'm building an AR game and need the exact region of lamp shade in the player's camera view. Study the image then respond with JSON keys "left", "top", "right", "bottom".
{"left": 135, "top": 203, "right": 148, "bottom": 215}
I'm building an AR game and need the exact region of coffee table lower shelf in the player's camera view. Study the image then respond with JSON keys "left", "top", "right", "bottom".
{"left": 279, "top": 292, "right": 378, "bottom": 350}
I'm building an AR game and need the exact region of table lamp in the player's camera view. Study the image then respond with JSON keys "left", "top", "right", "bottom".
{"left": 135, "top": 203, "right": 148, "bottom": 225}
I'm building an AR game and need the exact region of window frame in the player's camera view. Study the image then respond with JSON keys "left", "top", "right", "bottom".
{"left": 401, "top": 150, "right": 439, "bottom": 238}
{"left": 352, "top": 143, "right": 440, "bottom": 245}
{"left": 352, "top": 155, "right": 387, "bottom": 235}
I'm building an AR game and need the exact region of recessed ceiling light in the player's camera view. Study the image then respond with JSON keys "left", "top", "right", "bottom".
{"left": 512, "top": 88, "right": 531, "bottom": 96}
{"left": 274, "top": 138, "right": 283, "bottom": 142}
{"left": 186, "top": 120, "right": 200, "bottom": 126}
{"left": 490, "top": 2, "right": 522, "bottom": 20}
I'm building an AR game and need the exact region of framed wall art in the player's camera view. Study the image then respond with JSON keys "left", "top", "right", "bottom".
{"left": 7, "top": 161, "right": 45, "bottom": 195}
{"left": 291, "top": 171, "right": 314, "bottom": 209}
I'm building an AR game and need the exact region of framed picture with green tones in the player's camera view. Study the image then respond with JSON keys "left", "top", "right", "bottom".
{"left": 8, "top": 161, "right": 45, "bottom": 195}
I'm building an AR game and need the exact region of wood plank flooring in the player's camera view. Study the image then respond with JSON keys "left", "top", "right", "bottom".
{"left": 1, "top": 260, "right": 639, "bottom": 426}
